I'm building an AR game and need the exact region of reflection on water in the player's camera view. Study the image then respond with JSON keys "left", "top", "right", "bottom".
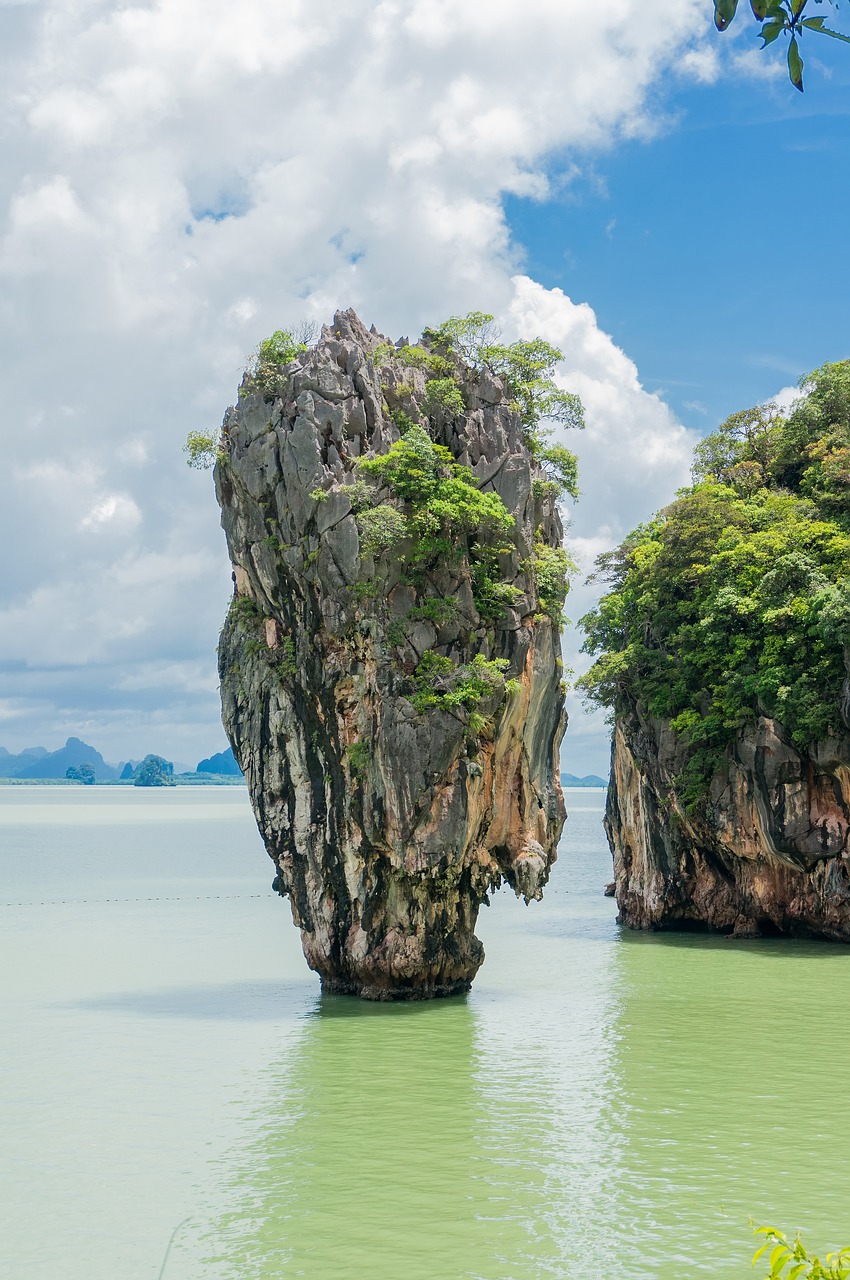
{"left": 206, "top": 998, "right": 532, "bottom": 1279}
{"left": 194, "top": 797, "right": 625, "bottom": 1280}
{"left": 3, "top": 787, "right": 850, "bottom": 1280}
{"left": 602, "top": 930, "right": 850, "bottom": 1277}
{"left": 200, "top": 981, "right": 620, "bottom": 1280}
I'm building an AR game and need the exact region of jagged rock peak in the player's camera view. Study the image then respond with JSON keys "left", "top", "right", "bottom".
{"left": 216, "top": 309, "right": 568, "bottom": 998}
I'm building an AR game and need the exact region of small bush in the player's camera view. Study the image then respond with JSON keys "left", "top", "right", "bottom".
{"left": 357, "top": 504, "right": 409, "bottom": 555}
{"left": 423, "top": 378, "right": 466, "bottom": 419}
{"left": 535, "top": 443, "right": 580, "bottom": 501}
{"left": 245, "top": 326, "right": 314, "bottom": 397}
{"left": 411, "top": 650, "right": 510, "bottom": 714}
{"left": 346, "top": 741, "right": 370, "bottom": 777}
{"left": 407, "top": 597, "right": 457, "bottom": 625}
{"left": 184, "top": 430, "right": 221, "bottom": 470}
{"left": 390, "top": 407, "right": 420, "bottom": 436}
{"left": 532, "top": 538, "right": 574, "bottom": 619}
{"left": 231, "top": 595, "right": 260, "bottom": 622}
{"left": 277, "top": 636, "right": 297, "bottom": 679}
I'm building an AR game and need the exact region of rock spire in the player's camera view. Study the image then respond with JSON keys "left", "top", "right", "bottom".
{"left": 216, "top": 310, "right": 568, "bottom": 997}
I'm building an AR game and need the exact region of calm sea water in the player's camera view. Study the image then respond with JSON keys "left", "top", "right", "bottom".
{"left": 2, "top": 785, "right": 849, "bottom": 1280}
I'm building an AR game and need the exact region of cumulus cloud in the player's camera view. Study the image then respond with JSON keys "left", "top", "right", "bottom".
{"left": 499, "top": 277, "right": 697, "bottom": 771}
{"left": 0, "top": 0, "right": 712, "bottom": 761}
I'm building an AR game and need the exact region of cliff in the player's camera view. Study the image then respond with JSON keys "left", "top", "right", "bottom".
{"left": 607, "top": 705, "right": 850, "bottom": 939}
{"left": 579, "top": 361, "right": 850, "bottom": 940}
{"left": 215, "top": 310, "right": 568, "bottom": 998}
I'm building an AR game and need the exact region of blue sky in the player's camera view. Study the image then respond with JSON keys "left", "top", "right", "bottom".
{"left": 508, "top": 58, "right": 850, "bottom": 434}
{"left": 516, "top": 37, "right": 850, "bottom": 773}
{"left": 0, "top": 0, "right": 847, "bottom": 775}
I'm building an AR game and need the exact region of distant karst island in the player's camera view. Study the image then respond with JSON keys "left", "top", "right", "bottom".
{"left": 0, "top": 738, "right": 245, "bottom": 784}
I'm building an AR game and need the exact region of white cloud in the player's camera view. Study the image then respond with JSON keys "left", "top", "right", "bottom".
{"left": 771, "top": 383, "right": 803, "bottom": 415}
{"left": 0, "top": 0, "right": 713, "bottom": 759}
{"left": 500, "top": 276, "right": 698, "bottom": 773}
{"left": 80, "top": 494, "right": 142, "bottom": 534}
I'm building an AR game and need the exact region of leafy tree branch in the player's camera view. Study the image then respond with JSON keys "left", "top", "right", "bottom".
{"left": 713, "top": 0, "right": 849, "bottom": 90}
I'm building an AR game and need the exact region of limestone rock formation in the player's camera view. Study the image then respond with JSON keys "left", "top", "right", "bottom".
{"left": 607, "top": 704, "right": 850, "bottom": 939}
{"left": 215, "top": 310, "right": 568, "bottom": 998}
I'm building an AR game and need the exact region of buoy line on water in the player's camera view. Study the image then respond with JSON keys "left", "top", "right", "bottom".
{"left": 1, "top": 893, "right": 266, "bottom": 907}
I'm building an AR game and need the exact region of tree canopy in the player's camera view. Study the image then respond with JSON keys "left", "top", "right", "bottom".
{"left": 579, "top": 360, "right": 850, "bottom": 808}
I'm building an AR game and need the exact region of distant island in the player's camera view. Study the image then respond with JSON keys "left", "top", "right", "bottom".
{"left": 0, "top": 738, "right": 244, "bottom": 784}
{"left": 560, "top": 772, "right": 607, "bottom": 788}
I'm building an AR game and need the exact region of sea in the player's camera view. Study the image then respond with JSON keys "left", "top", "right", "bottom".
{"left": 2, "top": 784, "right": 849, "bottom": 1279}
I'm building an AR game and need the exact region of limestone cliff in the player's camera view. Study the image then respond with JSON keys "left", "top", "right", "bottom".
{"left": 607, "top": 704, "right": 850, "bottom": 939}
{"left": 215, "top": 310, "right": 567, "bottom": 998}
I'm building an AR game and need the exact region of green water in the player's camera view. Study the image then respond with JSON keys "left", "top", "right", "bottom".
{"left": 2, "top": 787, "right": 849, "bottom": 1279}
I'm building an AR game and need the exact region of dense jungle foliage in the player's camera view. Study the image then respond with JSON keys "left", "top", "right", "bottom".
{"left": 579, "top": 360, "right": 850, "bottom": 807}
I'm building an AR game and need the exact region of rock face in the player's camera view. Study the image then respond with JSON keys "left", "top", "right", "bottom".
{"left": 607, "top": 703, "right": 850, "bottom": 939}
{"left": 215, "top": 310, "right": 567, "bottom": 998}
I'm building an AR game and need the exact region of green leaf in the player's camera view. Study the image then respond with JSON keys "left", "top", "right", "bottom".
{"left": 788, "top": 34, "right": 804, "bottom": 90}
{"left": 786, "top": 1267, "right": 806, "bottom": 1280}
{"left": 801, "top": 15, "right": 825, "bottom": 27}
{"left": 761, "top": 18, "right": 787, "bottom": 44}
{"left": 714, "top": 0, "right": 740, "bottom": 30}
{"left": 753, "top": 1243, "right": 771, "bottom": 1264}
{"left": 815, "top": 24, "right": 850, "bottom": 43}
{"left": 791, "top": 0, "right": 807, "bottom": 16}
{"left": 750, "top": 0, "right": 769, "bottom": 16}
{"left": 770, "top": 1245, "right": 791, "bottom": 1272}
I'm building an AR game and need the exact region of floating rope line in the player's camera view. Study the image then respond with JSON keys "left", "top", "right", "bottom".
{"left": 1, "top": 893, "right": 266, "bottom": 907}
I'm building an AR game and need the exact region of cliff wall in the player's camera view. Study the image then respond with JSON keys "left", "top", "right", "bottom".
{"left": 215, "top": 310, "right": 567, "bottom": 998}
{"left": 607, "top": 705, "right": 850, "bottom": 939}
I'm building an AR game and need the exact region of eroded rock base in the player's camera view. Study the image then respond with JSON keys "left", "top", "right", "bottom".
{"left": 607, "top": 709, "right": 850, "bottom": 942}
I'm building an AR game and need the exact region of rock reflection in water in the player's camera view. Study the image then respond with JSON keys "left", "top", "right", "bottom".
{"left": 197, "top": 975, "right": 621, "bottom": 1280}
{"left": 201, "top": 997, "right": 528, "bottom": 1278}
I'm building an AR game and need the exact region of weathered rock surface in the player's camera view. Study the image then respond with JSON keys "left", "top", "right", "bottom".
{"left": 215, "top": 310, "right": 567, "bottom": 998}
{"left": 607, "top": 702, "right": 850, "bottom": 939}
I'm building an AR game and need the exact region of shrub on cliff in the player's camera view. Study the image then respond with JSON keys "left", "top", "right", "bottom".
{"left": 579, "top": 360, "right": 850, "bottom": 807}
{"left": 421, "top": 312, "right": 584, "bottom": 489}
{"left": 356, "top": 423, "right": 519, "bottom": 621}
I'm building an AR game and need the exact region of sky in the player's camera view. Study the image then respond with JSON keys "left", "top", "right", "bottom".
{"left": 0, "top": 0, "right": 848, "bottom": 774}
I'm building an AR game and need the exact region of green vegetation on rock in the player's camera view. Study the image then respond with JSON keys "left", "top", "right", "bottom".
{"left": 357, "top": 423, "right": 518, "bottom": 619}
{"left": 184, "top": 429, "right": 221, "bottom": 470}
{"left": 411, "top": 651, "right": 510, "bottom": 714}
{"left": 214, "top": 310, "right": 581, "bottom": 730}
{"left": 420, "top": 311, "right": 584, "bottom": 468}
{"left": 579, "top": 360, "right": 850, "bottom": 808}
{"left": 245, "top": 324, "right": 316, "bottom": 397}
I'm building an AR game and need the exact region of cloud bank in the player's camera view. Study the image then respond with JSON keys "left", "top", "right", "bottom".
{"left": 0, "top": 0, "right": 707, "bottom": 763}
